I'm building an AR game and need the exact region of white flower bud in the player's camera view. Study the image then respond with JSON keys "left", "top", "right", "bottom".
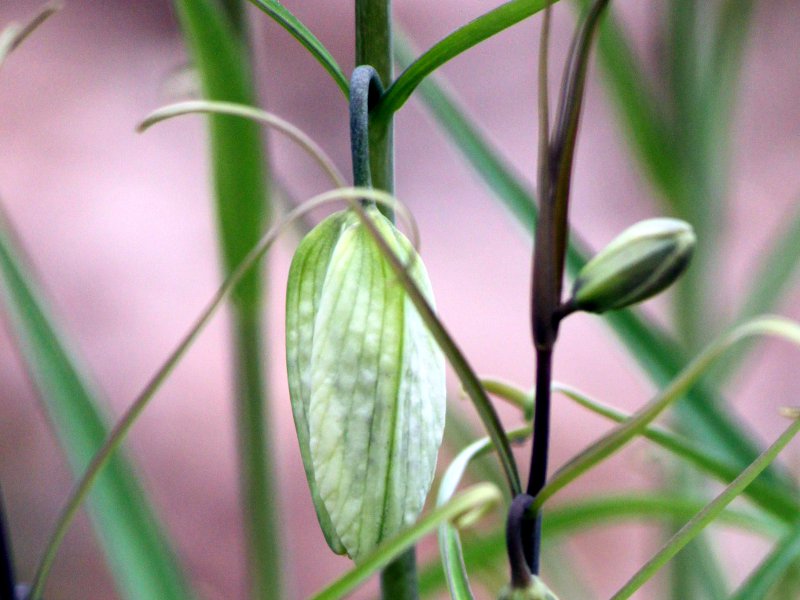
{"left": 285, "top": 207, "right": 446, "bottom": 561}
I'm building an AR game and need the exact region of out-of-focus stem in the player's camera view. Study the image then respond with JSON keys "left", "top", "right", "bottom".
{"left": 232, "top": 310, "right": 282, "bottom": 600}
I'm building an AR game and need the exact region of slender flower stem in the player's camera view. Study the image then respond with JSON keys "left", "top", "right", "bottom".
{"left": 350, "top": 66, "right": 384, "bottom": 188}
{"left": 523, "top": 0, "right": 610, "bottom": 582}
{"left": 506, "top": 494, "right": 535, "bottom": 588}
{"left": 356, "top": 0, "right": 394, "bottom": 198}
{"left": 528, "top": 349, "right": 554, "bottom": 498}
{"left": 355, "top": 1, "right": 416, "bottom": 595}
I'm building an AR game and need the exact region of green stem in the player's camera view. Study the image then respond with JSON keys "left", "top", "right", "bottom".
{"left": 355, "top": 0, "right": 413, "bottom": 595}
{"left": 379, "top": 549, "right": 419, "bottom": 600}
{"left": 232, "top": 311, "right": 282, "bottom": 600}
{"left": 356, "top": 0, "right": 394, "bottom": 198}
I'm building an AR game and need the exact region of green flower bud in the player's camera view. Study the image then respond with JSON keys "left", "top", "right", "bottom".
{"left": 498, "top": 576, "right": 560, "bottom": 600}
{"left": 570, "top": 218, "right": 695, "bottom": 314}
{"left": 285, "top": 206, "right": 446, "bottom": 561}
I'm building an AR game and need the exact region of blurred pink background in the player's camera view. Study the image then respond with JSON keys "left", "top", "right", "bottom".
{"left": 1, "top": 0, "right": 800, "bottom": 598}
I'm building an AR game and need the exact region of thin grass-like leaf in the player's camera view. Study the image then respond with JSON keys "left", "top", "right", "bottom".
{"left": 535, "top": 316, "right": 800, "bottom": 509}
{"left": 173, "top": 0, "right": 268, "bottom": 310}
{"left": 484, "top": 377, "right": 799, "bottom": 521}
{"left": 311, "top": 483, "right": 502, "bottom": 600}
{"left": 551, "top": 383, "right": 799, "bottom": 522}
{"left": 376, "top": 0, "right": 554, "bottom": 120}
{"left": 246, "top": 0, "right": 348, "bottom": 96}
{"left": 417, "top": 493, "right": 776, "bottom": 597}
{"left": 0, "top": 209, "right": 194, "bottom": 600}
{"left": 730, "top": 522, "right": 800, "bottom": 600}
{"left": 609, "top": 413, "right": 800, "bottom": 600}
{"left": 138, "top": 100, "right": 347, "bottom": 188}
{"left": 575, "top": 0, "right": 680, "bottom": 205}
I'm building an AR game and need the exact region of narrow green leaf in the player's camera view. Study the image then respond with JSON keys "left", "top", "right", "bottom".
{"left": 551, "top": 383, "right": 799, "bottom": 522}
{"left": 536, "top": 317, "right": 800, "bottom": 510}
{"left": 311, "top": 483, "right": 502, "bottom": 600}
{"left": 610, "top": 415, "right": 800, "bottom": 600}
{"left": 418, "top": 493, "right": 776, "bottom": 597}
{"left": 172, "top": 3, "right": 279, "bottom": 597}
{"left": 398, "top": 31, "right": 794, "bottom": 493}
{"left": 138, "top": 100, "right": 347, "bottom": 188}
{"left": 376, "top": 0, "right": 553, "bottom": 120}
{"left": 484, "top": 378, "right": 800, "bottom": 522}
{"left": 173, "top": 0, "right": 268, "bottom": 309}
{"left": 730, "top": 522, "right": 800, "bottom": 600}
{"left": 575, "top": 0, "right": 680, "bottom": 205}
{"left": 246, "top": 0, "right": 349, "bottom": 96}
{"left": 0, "top": 210, "right": 194, "bottom": 600}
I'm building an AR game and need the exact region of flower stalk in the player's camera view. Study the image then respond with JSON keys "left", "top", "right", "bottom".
{"left": 518, "top": 0, "right": 611, "bottom": 583}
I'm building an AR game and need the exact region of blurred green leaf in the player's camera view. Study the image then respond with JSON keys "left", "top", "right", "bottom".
{"left": 555, "top": 382, "right": 798, "bottom": 520}
{"left": 418, "top": 492, "right": 775, "bottom": 597}
{"left": 172, "top": 2, "right": 280, "bottom": 598}
{"left": 730, "top": 522, "right": 800, "bottom": 600}
{"left": 610, "top": 415, "right": 800, "bottom": 600}
{"left": 711, "top": 201, "right": 800, "bottom": 383}
{"left": 247, "top": 0, "right": 349, "bottom": 95}
{"left": 0, "top": 210, "right": 194, "bottom": 600}
{"left": 537, "top": 317, "right": 800, "bottom": 509}
{"left": 576, "top": 0, "right": 680, "bottom": 203}
{"left": 487, "top": 378, "right": 799, "bottom": 522}
{"left": 173, "top": 0, "right": 268, "bottom": 310}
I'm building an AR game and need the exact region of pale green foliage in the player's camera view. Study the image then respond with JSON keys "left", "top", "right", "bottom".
{"left": 286, "top": 207, "right": 446, "bottom": 561}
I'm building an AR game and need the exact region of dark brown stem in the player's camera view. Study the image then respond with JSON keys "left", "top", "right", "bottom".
{"left": 525, "top": 0, "right": 611, "bottom": 579}
{"left": 1, "top": 487, "right": 16, "bottom": 599}
{"left": 528, "top": 349, "right": 554, "bottom": 498}
{"left": 506, "top": 493, "right": 536, "bottom": 588}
